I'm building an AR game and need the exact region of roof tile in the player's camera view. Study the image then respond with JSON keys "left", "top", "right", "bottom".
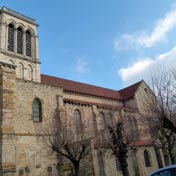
{"left": 41, "top": 74, "right": 142, "bottom": 101}
{"left": 41, "top": 74, "right": 122, "bottom": 100}
{"left": 119, "top": 81, "right": 142, "bottom": 100}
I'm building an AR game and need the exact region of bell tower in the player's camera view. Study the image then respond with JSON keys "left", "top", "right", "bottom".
{"left": 0, "top": 6, "right": 41, "bottom": 82}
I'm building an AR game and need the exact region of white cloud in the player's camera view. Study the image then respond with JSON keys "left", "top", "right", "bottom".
{"left": 119, "top": 59, "right": 153, "bottom": 81}
{"left": 114, "top": 5, "right": 176, "bottom": 50}
{"left": 75, "top": 57, "right": 90, "bottom": 74}
{"left": 157, "top": 46, "right": 176, "bottom": 61}
{"left": 119, "top": 46, "right": 176, "bottom": 86}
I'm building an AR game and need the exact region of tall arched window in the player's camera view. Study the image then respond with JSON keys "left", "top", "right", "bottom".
{"left": 17, "top": 27, "right": 23, "bottom": 54}
{"left": 74, "top": 109, "right": 83, "bottom": 134}
{"left": 8, "top": 24, "right": 15, "bottom": 52}
{"left": 26, "top": 30, "right": 32, "bottom": 57}
{"left": 144, "top": 149, "right": 152, "bottom": 167}
{"left": 99, "top": 112, "right": 105, "bottom": 130}
{"left": 33, "top": 98, "right": 42, "bottom": 122}
{"left": 107, "top": 113, "right": 113, "bottom": 127}
{"left": 126, "top": 116, "right": 138, "bottom": 140}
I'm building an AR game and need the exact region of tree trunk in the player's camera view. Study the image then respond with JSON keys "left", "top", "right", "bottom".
{"left": 120, "top": 160, "right": 129, "bottom": 176}
{"left": 73, "top": 161, "right": 80, "bottom": 176}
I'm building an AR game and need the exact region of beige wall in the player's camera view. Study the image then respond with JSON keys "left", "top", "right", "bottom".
{"left": 0, "top": 7, "right": 41, "bottom": 82}
{"left": 0, "top": 63, "right": 162, "bottom": 176}
{"left": 0, "top": 64, "right": 62, "bottom": 175}
{"left": 135, "top": 147, "right": 159, "bottom": 176}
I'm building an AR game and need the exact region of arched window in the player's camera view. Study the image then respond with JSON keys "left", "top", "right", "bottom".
{"left": 18, "top": 62, "right": 24, "bottom": 78}
{"left": 144, "top": 150, "right": 152, "bottom": 167}
{"left": 126, "top": 116, "right": 138, "bottom": 140}
{"left": 8, "top": 24, "right": 15, "bottom": 52}
{"left": 17, "top": 27, "right": 23, "bottom": 54}
{"left": 26, "top": 30, "right": 32, "bottom": 57}
{"left": 107, "top": 113, "right": 113, "bottom": 127}
{"left": 28, "top": 65, "right": 33, "bottom": 80}
{"left": 99, "top": 112, "right": 105, "bottom": 130}
{"left": 33, "top": 98, "right": 42, "bottom": 122}
{"left": 74, "top": 109, "right": 82, "bottom": 133}
{"left": 155, "top": 148, "right": 163, "bottom": 168}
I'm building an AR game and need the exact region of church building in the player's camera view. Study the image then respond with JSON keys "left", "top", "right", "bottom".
{"left": 0, "top": 6, "right": 166, "bottom": 176}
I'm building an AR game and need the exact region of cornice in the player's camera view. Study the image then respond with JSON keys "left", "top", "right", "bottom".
{"left": 1, "top": 6, "right": 38, "bottom": 26}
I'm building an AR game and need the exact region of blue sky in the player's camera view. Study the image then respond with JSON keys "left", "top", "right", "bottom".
{"left": 1, "top": 1, "right": 176, "bottom": 90}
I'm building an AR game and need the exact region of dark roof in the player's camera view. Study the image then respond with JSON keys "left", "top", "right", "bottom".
{"left": 41, "top": 74, "right": 142, "bottom": 101}
{"left": 41, "top": 74, "right": 122, "bottom": 100}
{"left": 119, "top": 80, "right": 142, "bottom": 100}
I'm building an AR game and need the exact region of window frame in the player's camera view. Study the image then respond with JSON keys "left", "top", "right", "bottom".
{"left": 17, "top": 27, "right": 23, "bottom": 54}
{"left": 26, "top": 30, "right": 32, "bottom": 57}
{"left": 33, "top": 98, "right": 42, "bottom": 123}
{"left": 28, "top": 65, "right": 33, "bottom": 80}
{"left": 98, "top": 112, "right": 105, "bottom": 131}
{"left": 144, "top": 149, "right": 152, "bottom": 167}
{"left": 7, "top": 23, "right": 15, "bottom": 52}
{"left": 18, "top": 62, "right": 24, "bottom": 79}
{"left": 73, "top": 109, "right": 83, "bottom": 134}
{"left": 107, "top": 113, "right": 114, "bottom": 127}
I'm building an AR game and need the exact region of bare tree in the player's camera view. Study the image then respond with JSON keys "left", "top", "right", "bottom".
{"left": 144, "top": 68, "right": 176, "bottom": 164}
{"left": 103, "top": 111, "right": 137, "bottom": 176}
{"left": 107, "top": 121, "right": 129, "bottom": 176}
{"left": 38, "top": 110, "right": 92, "bottom": 176}
{"left": 163, "top": 117, "right": 176, "bottom": 133}
{"left": 150, "top": 68, "right": 176, "bottom": 129}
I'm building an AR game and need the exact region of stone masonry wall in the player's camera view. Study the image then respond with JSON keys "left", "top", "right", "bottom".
{"left": 1, "top": 73, "right": 161, "bottom": 176}
{"left": 12, "top": 79, "right": 63, "bottom": 176}
{"left": 0, "top": 63, "right": 16, "bottom": 175}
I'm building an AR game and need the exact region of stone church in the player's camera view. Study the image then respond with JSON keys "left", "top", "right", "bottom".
{"left": 0, "top": 6, "right": 167, "bottom": 176}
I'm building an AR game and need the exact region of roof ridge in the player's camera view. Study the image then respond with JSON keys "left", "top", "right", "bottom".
{"left": 118, "top": 80, "right": 143, "bottom": 100}
{"left": 41, "top": 74, "right": 119, "bottom": 92}
{"left": 118, "top": 80, "right": 143, "bottom": 92}
{"left": 41, "top": 74, "right": 122, "bottom": 100}
{"left": 41, "top": 74, "right": 143, "bottom": 101}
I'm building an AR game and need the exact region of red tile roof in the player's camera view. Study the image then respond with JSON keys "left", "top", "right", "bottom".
{"left": 94, "top": 139, "right": 153, "bottom": 149}
{"left": 41, "top": 74, "right": 142, "bottom": 101}
{"left": 119, "top": 80, "right": 142, "bottom": 100}
{"left": 129, "top": 139, "right": 153, "bottom": 147}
